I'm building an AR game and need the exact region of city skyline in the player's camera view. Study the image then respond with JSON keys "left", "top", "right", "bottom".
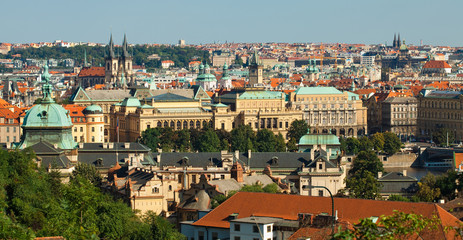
{"left": 2, "top": 0, "right": 463, "bottom": 46}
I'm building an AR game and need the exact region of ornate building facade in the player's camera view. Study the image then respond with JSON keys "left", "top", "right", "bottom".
{"left": 288, "top": 87, "right": 367, "bottom": 137}
{"left": 110, "top": 88, "right": 303, "bottom": 142}
{"left": 381, "top": 97, "right": 417, "bottom": 137}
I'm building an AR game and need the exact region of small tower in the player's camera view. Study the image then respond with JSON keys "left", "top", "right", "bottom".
{"left": 120, "top": 34, "right": 133, "bottom": 85}
{"left": 231, "top": 161, "right": 244, "bottom": 183}
{"left": 248, "top": 50, "right": 263, "bottom": 87}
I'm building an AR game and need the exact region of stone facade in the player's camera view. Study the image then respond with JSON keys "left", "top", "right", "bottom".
{"left": 381, "top": 97, "right": 417, "bottom": 137}
{"left": 289, "top": 87, "right": 367, "bottom": 137}
{"left": 417, "top": 90, "right": 463, "bottom": 142}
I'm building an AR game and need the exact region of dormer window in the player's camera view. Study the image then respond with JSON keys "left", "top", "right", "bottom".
{"left": 271, "top": 157, "right": 279, "bottom": 165}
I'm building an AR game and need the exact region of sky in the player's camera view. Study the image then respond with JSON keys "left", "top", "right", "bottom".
{"left": 1, "top": 0, "right": 462, "bottom": 46}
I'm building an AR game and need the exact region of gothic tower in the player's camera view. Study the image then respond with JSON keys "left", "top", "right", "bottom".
{"left": 105, "top": 34, "right": 119, "bottom": 85}
{"left": 119, "top": 34, "right": 133, "bottom": 85}
{"left": 248, "top": 50, "right": 263, "bottom": 87}
{"left": 104, "top": 34, "right": 133, "bottom": 87}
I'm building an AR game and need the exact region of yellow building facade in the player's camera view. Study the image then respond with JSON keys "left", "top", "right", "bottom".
{"left": 289, "top": 87, "right": 367, "bottom": 137}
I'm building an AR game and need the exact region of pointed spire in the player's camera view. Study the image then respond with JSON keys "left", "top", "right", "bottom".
{"left": 393, "top": 33, "right": 397, "bottom": 47}
{"left": 397, "top": 33, "right": 401, "bottom": 48}
{"left": 84, "top": 49, "right": 88, "bottom": 67}
{"left": 122, "top": 33, "right": 131, "bottom": 58}
{"left": 108, "top": 34, "right": 115, "bottom": 58}
{"left": 250, "top": 49, "right": 260, "bottom": 66}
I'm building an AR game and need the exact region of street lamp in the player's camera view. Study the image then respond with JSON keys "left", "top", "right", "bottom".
{"left": 303, "top": 185, "right": 335, "bottom": 235}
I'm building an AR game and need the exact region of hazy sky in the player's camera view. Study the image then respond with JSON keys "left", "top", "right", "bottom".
{"left": 1, "top": 0, "right": 462, "bottom": 46}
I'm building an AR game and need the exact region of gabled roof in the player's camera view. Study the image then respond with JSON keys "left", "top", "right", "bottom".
{"left": 78, "top": 67, "right": 105, "bottom": 77}
{"left": 192, "top": 192, "right": 461, "bottom": 239}
{"left": 423, "top": 60, "right": 451, "bottom": 69}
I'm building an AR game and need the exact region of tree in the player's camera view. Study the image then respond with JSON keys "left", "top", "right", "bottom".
{"left": 358, "top": 136, "right": 373, "bottom": 152}
{"left": 346, "top": 150, "right": 383, "bottom": 199}
{"left": 197, "top": 128, "right": 220, "bottom": 152}
{"left": 388, "top": 194, "right": 410, "bottom": 202}
{"left": 348, "top": 150, "right": 383, "bottom": 176}
{"left": 346, "top": 171, "right": 382, "bottom": 199}
{"left": 416, "top": 173, "right": 441, "bottom": 202}
{"left": 333, "top": 211, "right": 441, "bottom": 240}
{"left": 370, "top": 132, "right": 385, "bottom": 152}
{"left": 263, "top": 183, "right": 280, "bottom": 193}
{"left": 435, "top": 170, "right": 463, "bottom": 200}
{"left": 433, "top": 128, "right": 455, "bottom": 147}
{"left": 256, "top": 129, "right": 277, "bottom": 152}
{"left": 275, "top": 133, "right": 286, "bottom": 152}
{"left": 231, "top": 125, "right": 256, "bottom": 152}
{"left": 383, "top": 132, "right": 402, "bottom": 155}
{"left": 286, "top": 120, "right": 309, "bottom": 152}
{"left": 141, "top": 211, "right": 186, "bottom": 240}
{"left": 141, "top": 127, "right": 162, "bottom": 152}
{"left": 345, "top": 137, "right": 361, "bottom": 155}
{"left": 70, "top": 162, "right": 102, "bottom": 187}
{"left": 175, "top": 129, "right": 191, "bottom": 152}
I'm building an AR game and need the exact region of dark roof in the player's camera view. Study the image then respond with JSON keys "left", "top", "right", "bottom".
{"left": 156, "top": 152, "right": 223, "bottom": 167}
{"left": 79, "top": 142, "right": 151, "bottom": 152}
{"left": 146, "top": 93, "right": 194, "bottom": 102}
{"left": 29, "top": 141, "right": 63, "bottom": 154}
{"left": 78, "top": 152, "right": 155, "bottom": 168}
{"left": 379, "top": 172, "right": 417, "bottom": 181}
{"left": 241, "top": 152, "right": 316, "bottom": 169}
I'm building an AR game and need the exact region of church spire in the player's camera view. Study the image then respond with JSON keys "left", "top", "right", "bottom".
{"left": 122, "top": 33, "right": 131, "bottom": 58}
{"left": 108, "top": 34, "right": 115, "bottom": 58}
{"left": 84, "top": 49, "right": 88, "bottom": 67}
{"left": 393, "top": 33, "right": 397, "bottom": 48}
{"left": 397, "top": 33, "right": 401, "bottom": 48}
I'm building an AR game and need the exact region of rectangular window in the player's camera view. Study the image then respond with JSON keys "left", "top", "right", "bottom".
{"left": 13, "top": 136, "right": 16, "bottom": 142}
{"left": 74, "top": 127, "right": 77, "bottom": 132}
{"left": 318, "top": 190, "right": 324, "bottom": 196}
{"left": 267, "top": 225, "right": 272, "bottom": 232}
{"left": 212, "top": 232, "right": 218, "bottom": 240}
{"left": 234, "top": 224, "right": 240, "bottom": 231}
{"left": 6, "top": 136, "right": 9, "bottom": 142}
{"left": 253, "top": 225, "right": 259, "bottom": 233}
{"left": 198, "top": 231, "right": 205, "bottom": 240}
{"left": 92, "top": 127, "right": 95, "bottom": 132}
{"left": 6, "top": 127, "right": 9, "bottom": 133}
{"left": 13, "top": 127, "right": 16, "bottom": 132}
{"left": 80, "top": 127, "right": 83, "bottom": 132}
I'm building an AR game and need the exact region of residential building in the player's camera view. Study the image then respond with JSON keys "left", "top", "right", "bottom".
{"left": 381, "top": 97, "right": 417, "bottom": 137}
{"left": 417, "top": 90, "right": 463, "bottom": 142}
{"left": 289, "top": 87, "right": 367, "bottom": 137}
{"left": 421, "top": 60, "right": 452, "bottom": 76}
{"left": 64, "top": 104, "right": 105, "bottom": 143}
{"left": 161, "top": 60, "right": 175, "bottom": 69}
{"left": 181, "top": 192, "right": 461, "bottom": 240}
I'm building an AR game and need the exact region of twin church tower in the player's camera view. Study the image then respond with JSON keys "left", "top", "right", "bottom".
{"left": 105, "top": 34, "right": 133, "bottom": 87}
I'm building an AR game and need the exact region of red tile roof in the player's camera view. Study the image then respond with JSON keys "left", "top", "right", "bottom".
{"left": 78, "top": 67, "right": 105, "bottom": 77}
{"left": 192, "top": 192, "right": 460, "bottom": 239}
{"left": 423, "top": 60, "right": 451, "bottom": 69}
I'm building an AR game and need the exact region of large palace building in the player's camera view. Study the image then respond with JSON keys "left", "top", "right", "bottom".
{"left": 288, "top": 87, "right": 367, "bottom": 137}
{"left": 109, "top": 87, "right": 303, "bottom": 142}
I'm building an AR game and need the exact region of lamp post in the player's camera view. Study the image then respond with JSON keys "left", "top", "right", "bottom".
{"left": 305, "top": 185, "right": 335, "bottom": 235}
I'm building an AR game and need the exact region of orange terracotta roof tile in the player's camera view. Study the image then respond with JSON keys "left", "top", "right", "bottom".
{"left": 78, "top": 67, "right": 105, "bottom": 77}
{"left": 193, "top": 192, "right": 460, "bottom": 239}
{"left": 423, "top": 60, "right": 451, "bottom": 69}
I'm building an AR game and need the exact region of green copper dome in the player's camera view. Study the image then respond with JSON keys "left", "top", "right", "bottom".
{"left": 23, "top": 104, "right": 73, "bottom": 128}
{"left": 298, "top": 133, "right": 340, "bottom": 145}
{"left": 83, "top": 104, "right": 103, "bottom": 114}
{"left": 19, "top": 65, "right": 77, "bottom": 150}
{"left": 121, "top": 97, "right": 141, "bottom": 107}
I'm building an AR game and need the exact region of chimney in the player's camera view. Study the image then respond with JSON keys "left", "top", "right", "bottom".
{"left": 402, "top": 169, "right": 407, "bottom": 176}
{"left": 124, "top": 142, "right": 130, "bottom": 149}
{"left": 310, "top": 149, "right": 314, "bottom": 160}
{"left": 108, "top": 142, "right": 114, "bottom": 148}
{"left": 248, "top": 149, "right": 251, "bottom": 159}
{"left": 234, "top": 150, "right": 239, "bottom": 160}
{"left": 53, "top": 144, "right": 58, "bottom": 149}
{"left": 103, "top": 143, "right": 108, "bottom": 149}
{"left": 79, "top": 143, "right": 84, "bottom": 148}
{"left": 378, "top": 172, "right": 383, "bottom": 179}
